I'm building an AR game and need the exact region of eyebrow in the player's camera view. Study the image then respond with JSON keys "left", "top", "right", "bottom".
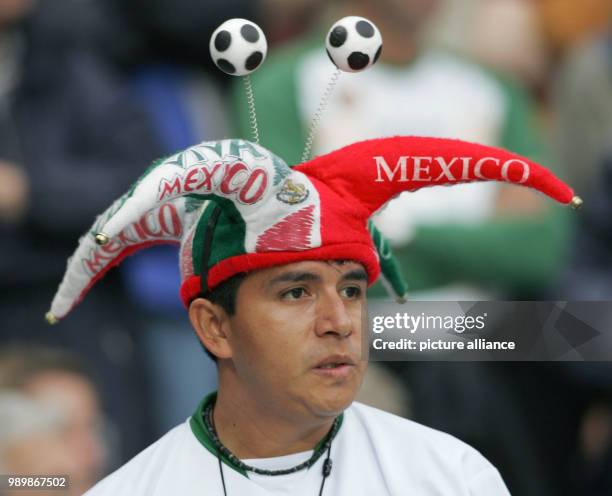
{"left": 340, "top": 268, "right": 368, "bottom": 282}
{"left": 267, "top": 271, "right": 321, "bottom": 287}
{"left": 267, "top": 268, "right": 368, "bottom": 288}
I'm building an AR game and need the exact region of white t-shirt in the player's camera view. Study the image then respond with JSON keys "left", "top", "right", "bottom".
{"left": 86, "top": 399, "right": 510, "bottom": 495}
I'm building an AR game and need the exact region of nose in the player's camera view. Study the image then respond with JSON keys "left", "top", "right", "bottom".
{"left": 314, "top": 290, "right": 354, "bottom": 338}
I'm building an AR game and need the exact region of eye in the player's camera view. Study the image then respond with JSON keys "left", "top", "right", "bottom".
{"left": 280, "top": 287, "right": 308, "bottom": 300}
{"left": 340, "top": 286, "right": 362, "bottom": 299}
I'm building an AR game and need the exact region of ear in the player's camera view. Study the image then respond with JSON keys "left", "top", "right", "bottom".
{"left": 188, "top": 298, "right": 234, "bottom": 360}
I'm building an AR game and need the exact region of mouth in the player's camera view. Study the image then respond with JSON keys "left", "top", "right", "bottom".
{"left": 312, "top": 355, "right": 356, "bottom": 378}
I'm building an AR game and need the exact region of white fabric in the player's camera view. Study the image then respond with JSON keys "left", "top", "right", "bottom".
{"left": 49, "top": 139, "right": 322, "bottom": 321}
{"left": 86, "top": 402, "right": 511, "bottom": 496}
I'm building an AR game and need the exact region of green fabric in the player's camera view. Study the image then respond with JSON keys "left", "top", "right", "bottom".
{"left": 191, "top": 198, "right": 247, "bottom": 276}
{"left": 368, "top": 220, "right": 408, "bottom": 299}
{"left": 189, "top": 392, "right": 248, "bottom": 477}
{"left": 372, "top": 205, "right": 571, "bottom": 296}
{"left": 189, "top": 391, "right": 345, "bottom": 478}
{"left": 233, "top": 38, "right": 571, "bottom": 296}
{"left": 495, "top": 72, "right": 547, "bottom": 165}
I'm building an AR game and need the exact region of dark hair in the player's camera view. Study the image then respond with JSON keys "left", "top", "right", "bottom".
{"left": 0, "top": 346, "right": 91, "bottom": 390}
{"left": 196, "top": 272, "right": 247, "bottom": 363}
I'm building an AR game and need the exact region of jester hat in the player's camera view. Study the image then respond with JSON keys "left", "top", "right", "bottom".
{"left": 46, "top": 136, "right": 580, "bottom": 323}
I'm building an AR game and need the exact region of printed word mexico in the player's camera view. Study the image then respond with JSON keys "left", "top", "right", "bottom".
{"left": 373, "top": 155, "right": 530, "bottom": 184}
{"left": 83, "top": 203, "right": 182, "bottom": 275}
{"left": 158, "top": 160, "right": 268, "bottom": 204}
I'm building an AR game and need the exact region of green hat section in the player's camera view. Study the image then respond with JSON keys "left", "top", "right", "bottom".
{"left": 191, "top": 198, "right": 247, "bottom": 278}
{"left": 368, "top": 220, "right": 408, "bottom": 302}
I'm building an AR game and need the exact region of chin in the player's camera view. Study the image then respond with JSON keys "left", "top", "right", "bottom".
{"left": 299, "top": 364, "right": 366, "bottom": 418}
{"left": 308, "top": 383, "right": 360, "bottom": 418}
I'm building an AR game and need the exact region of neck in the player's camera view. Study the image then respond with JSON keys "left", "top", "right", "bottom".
{"left": 213, "top": 370, "right": 336, "bottom": 459}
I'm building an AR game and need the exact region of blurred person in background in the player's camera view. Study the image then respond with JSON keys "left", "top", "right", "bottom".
{"left": 508, "top": 7, "right": 612, "bottom": 495}
{"left": 0, "top": 346, "right": 106, "bottom": 495}
{"left": 0, "top": 0, "right": 31, "bottom": 225}
{"left": 0, "top": 0, "right": 162, "bottom": 464}
{"left": 554, "top": 151, "right": 612, "bottom": 495}
{"left": 536, "top": 0, "right": 612, "bottom": 62}
{"left": 550, "top": 13, "right": 612, "bottom": 196}
{"left": 426, "top": 3, "right": 612, "bottom": 494}
{"left": 465, "top": 0, "right": 549, "bottom": 98}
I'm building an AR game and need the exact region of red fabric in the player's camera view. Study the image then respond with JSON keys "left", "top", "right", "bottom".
{"left": 181, "top": 136, "right": 576, "bottom": 306}
{"left": 62, "top": 136, "right": 578, "bottom": 319}
{"left": 295, "top": 136, "right": 575, "bottom": 215}
{"left": 179, "top": 242, "right": 380, "bottom": 307}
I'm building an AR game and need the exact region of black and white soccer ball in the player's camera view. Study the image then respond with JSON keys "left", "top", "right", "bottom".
{"left": 210, "top": 19, "right": 267, "bottom": 76}
{"left": 325, "top": 16, "right": 382, "bottom": 73}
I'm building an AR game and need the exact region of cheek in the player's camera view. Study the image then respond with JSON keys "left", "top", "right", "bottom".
{"left": 231, "top": 303, "right": 316, "bottom": 371}
{"left": 348, "top": 302, "right": 366, "bottom": 339}
{"left": 350, "top": 303, "right": 365, "bottom": 326}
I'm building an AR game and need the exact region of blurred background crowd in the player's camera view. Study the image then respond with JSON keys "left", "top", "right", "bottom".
{"left": 0, "top": 0, "right": 611, "bottom": 494}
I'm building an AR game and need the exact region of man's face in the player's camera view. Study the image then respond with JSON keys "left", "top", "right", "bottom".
{"left": 225, "top": 260, "right": 368, "bottom": 420}
{"left": 23, "top": 372, "right": 105, "bottom": 495}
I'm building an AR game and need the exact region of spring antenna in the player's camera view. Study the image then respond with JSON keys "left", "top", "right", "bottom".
{"left": 243, "top": 74, "right": 259, "bottom": 144}
{"left": 301, "top": 69, "right": 342, "bottom": 163}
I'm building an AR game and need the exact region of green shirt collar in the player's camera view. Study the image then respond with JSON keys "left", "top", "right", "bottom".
{"left": 189, "top": 391, "right": 344, "bottom": 477}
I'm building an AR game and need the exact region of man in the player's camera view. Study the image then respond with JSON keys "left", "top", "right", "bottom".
{"left": 46, "top": 136, "right": 579, "bottom": 494}
{"left": 234, "top": 7, "right": 571, "bottom": 492}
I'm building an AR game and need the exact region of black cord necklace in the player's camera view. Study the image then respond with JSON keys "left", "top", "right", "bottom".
{"left": 203, "top": 402, "right": 337, "bottom": 495}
